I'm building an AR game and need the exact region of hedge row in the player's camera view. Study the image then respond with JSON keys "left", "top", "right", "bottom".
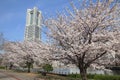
{"left": 94, "top": 75, "right": 120, "bottom": 80}
{"left": 67, "top": 74, "right": 120, "bottom": 80}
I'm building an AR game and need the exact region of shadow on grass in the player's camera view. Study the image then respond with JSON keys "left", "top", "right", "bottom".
{"left": 37, "top": 73, "right": 82, "bottom": 80}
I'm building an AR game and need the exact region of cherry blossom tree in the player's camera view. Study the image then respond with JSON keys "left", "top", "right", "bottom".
{"left": 45, "top": 0, "right": 120, "bottom": 80}
{"left": 2, "top": 42, "right": 24, "bottom": 69}
{"left": 1, "top": 52, "right": 16, "bottom": 69}
{"left": 110, "top": 31, "right": 120, "bottom": 66}
{"left": 3, "top": 41, "right": 50, "bottom": 72}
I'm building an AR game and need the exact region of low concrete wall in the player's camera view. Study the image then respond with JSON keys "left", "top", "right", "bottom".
{"left": 13, "top": 67, "right": 116, "bottom": 75}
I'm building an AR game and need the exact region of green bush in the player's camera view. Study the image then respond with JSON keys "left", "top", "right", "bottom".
{"left": 94, "top": 75, "right": 120, "bottom": 80}
{"left": 42, "top": 64, "right": 53, "bottom": 72}
{"left": 0, "top": 66, "right": 5, "bottom": 69}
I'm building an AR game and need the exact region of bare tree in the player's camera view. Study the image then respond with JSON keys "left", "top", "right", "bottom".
{"left": 46, "top": 0, "right": 120, "bottom": 80}
{"left": 0, "top": 33, "right": 5, "bottom": 66}
{"left": 0, "top": 33, "right": 4, "bottom": 53}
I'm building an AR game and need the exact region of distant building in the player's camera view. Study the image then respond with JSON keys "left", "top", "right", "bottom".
{"left": 24, "top": 7, "right": 42, "bottom": 41}
{"left": 0, "top": 33, "right": 4, "bottom": 52}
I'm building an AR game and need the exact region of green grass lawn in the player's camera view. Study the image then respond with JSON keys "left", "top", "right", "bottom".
{"left": 37, "top": 73, "right": 120, "bottom": 80}
{"left": 37, "top": 73, "right": 93, "bottom": 80}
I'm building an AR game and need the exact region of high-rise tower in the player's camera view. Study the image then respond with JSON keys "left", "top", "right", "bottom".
{"left": 24, "top": 7, "right": 42, "bottom": 41}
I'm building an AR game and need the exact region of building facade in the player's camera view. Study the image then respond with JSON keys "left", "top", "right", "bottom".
{"left": 24, "top": 7, "right": 42, "bottom": 41}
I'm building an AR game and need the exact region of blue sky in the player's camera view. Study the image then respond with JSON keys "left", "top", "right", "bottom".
{"left": 0, "top": 0, "right": 75, "bottom": 41}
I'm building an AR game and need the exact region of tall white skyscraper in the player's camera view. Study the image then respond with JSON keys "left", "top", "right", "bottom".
{"left": 24, "top": 7, "right": 42, "bottom": 41}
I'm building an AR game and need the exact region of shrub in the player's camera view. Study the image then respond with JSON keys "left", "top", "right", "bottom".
{"left": 42, "top": 64, "right": 53, "bottom": 72}
{"left": 0, "top": 66, "right": 5, "bottom": 69}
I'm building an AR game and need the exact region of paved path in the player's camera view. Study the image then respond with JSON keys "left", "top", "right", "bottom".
{"left": 0, "top": 72, "right": 16, "bottom": 80}
{"left": 0, "top": 70, "right": 39, "bottom": 80}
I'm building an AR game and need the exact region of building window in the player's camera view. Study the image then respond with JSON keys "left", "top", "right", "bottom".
{"left": 35, "top": 26, "right": 40, "bottom": 38}
{"left": 30, "top": 11, "right": 33, "bottom": 25}
{"left": 36, "top": 12, "right": 39, "bottom": 25}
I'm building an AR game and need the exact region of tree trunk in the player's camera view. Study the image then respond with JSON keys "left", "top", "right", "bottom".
{"left": 27, "top": 63, "right": 31, "bottom": 73}
{"left": 79, "top": 67, "right": 87, "bottom": 80}
{"left": 5, "top": 65, "right": 7, "bottom": 70}
{"left": 9, "top": 64, "right": 13, "bottom": 70}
